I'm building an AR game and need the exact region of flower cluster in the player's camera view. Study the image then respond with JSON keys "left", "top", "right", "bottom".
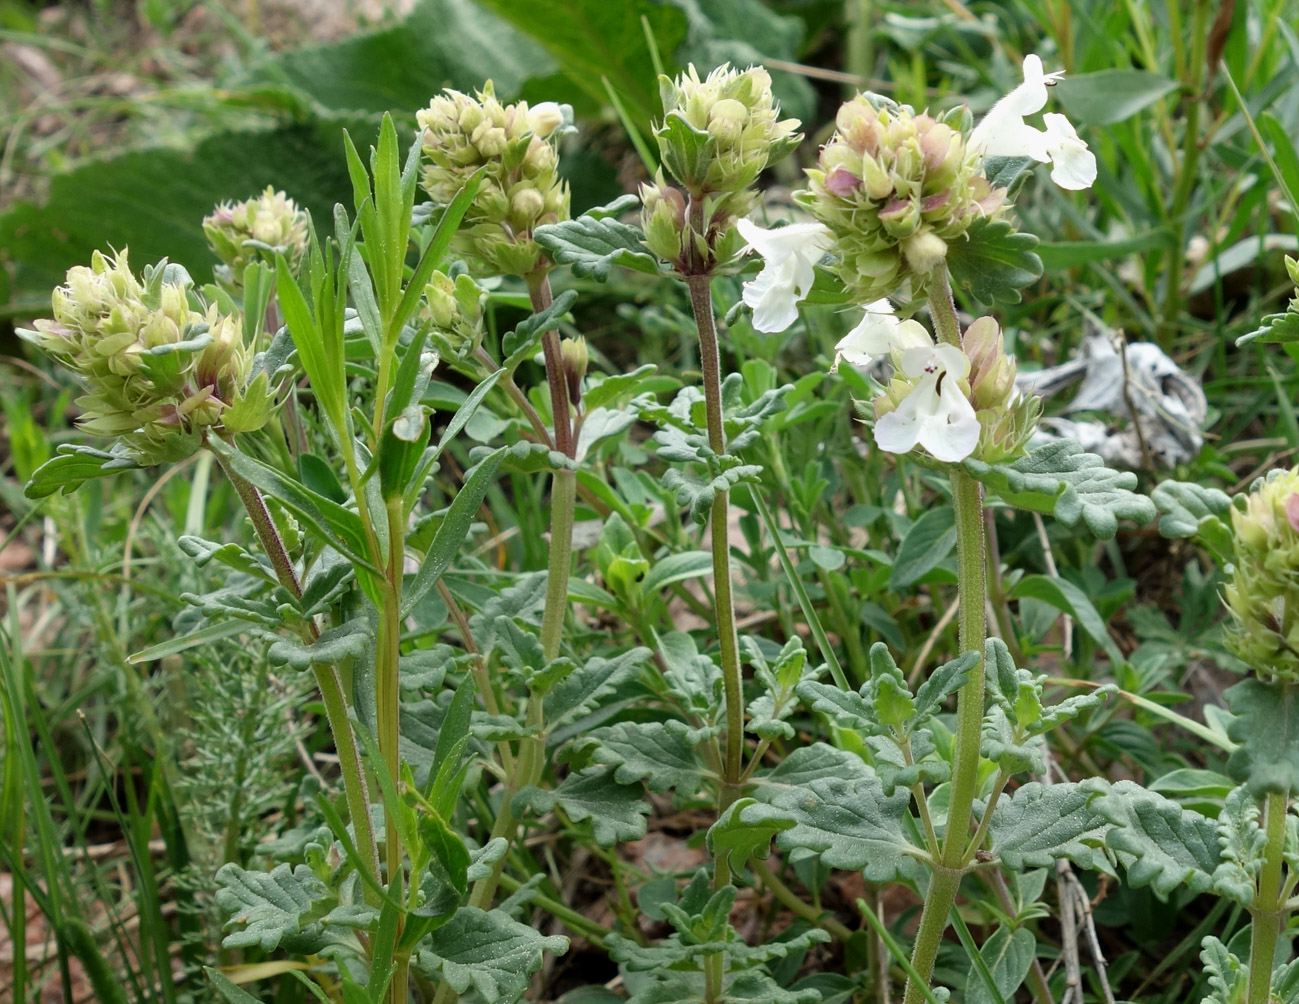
{"left": 799, "top": 95, "right": 1005, "bottom": 303}
{"left": 730, "top": 54, "right": 1090, "bottom": 465}
{"left": 1224, "top": 468, "right": 1299, "bottom": 681}
{"left": 421, "top": 269, "right": 485, "bottom": 363}
{"left": 203, "top": 186, "right": 309, "bottom": 291}
{"left": 418, "top": 82, "right": 571, "bottom": 276}
{"left": 643, "top": 64, "right": 801, "bottom": 273}
{"left": 18, "top": 250, "right": 274, "bottom": 464}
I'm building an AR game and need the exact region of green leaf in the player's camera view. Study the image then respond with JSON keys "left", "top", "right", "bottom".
{"left": 988, "top": 781, "right": 1112, "bottom": 872}
{"left": 208, "top": 439, "right": 376, "bottom": 571}
{"left": 1150, "top": 480, "right": 1233, "bottom": 554}
{"left": 177, "top": 535, "right": 276, "bottom": 584}
{"left": 415, "top": 907, "right": 569, "bottom": 1001}
{"left": 401, "top": 448, "right": 505, "bottom": 618}
{"left": 471, "top": 0, "right": 688, "bottom": 127}
{"left": 1010, "top": 574, "right": 1123, "bottom": 666}
{"left": 24, "top": 445, "right": 139, "bottom": 499}
{"left": 1054, "top": 70, "right": 1179, "bottom": 125}
{"left": 656, "top": 112, "right": 716, "bottom": 191}
{"left": 205, "top": 969, "right": 266, "bottom": 1004}
{"left": 1211, "top": 785, "right": 1265, "bottom": 905}
{"left": 267, "top": 621, "right": 372, "bottom": 671}
{"left": 641, "top": 551, "right": 715, "bottom": 596}
{"left": 544, "top": 647, "right": 652, "bottom": 731}
{"left": 582, "top": 363, "right": 658, "bottom": 412}
{"left": 1090, "top": 780, "right": 1219, "bottom": 897}
{"left": 501, "top": 288, "right": 579, "bottom": 368}
{"left": 589, "top": 720, "right": 710, "bottom": 796}
{"left": 1037, "top": 228, "right": 1176, "bottom": 270}
{"left": 946, "top": 217, "right": 1043, "bottom": 305}
{"left": 964, "top": 926, "right": 1035, "bottom": 1004}
{"left": 214, "top": 862, "right": 331, "bottom": 951}
{"left": 515, "top": 766, "right": 650, "bottom": 846}
{"left": 740, "top": 775, "right": 921, "bottom": 882}
{"left": 890, "top": 507, "right": 956, "bottom": 589}
{"left": 706, "top": 797, "right": 795, "bottom": 870}
{"left": 1225, "top": 678, "right": 1299, "bottom": 797}
{"left": 749, "top": 743, "right": 873, "bottom": 801}
{"left": 533, "top": 216, "right": 661, "bottom": 282}
{"left": 964, "top": 438, "right": 1156, "bottom": 540}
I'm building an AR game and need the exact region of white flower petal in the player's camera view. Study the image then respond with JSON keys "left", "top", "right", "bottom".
{"left": 918, "top": 387, "right": 981, "bottom": 463}
{"left": 970, "top": 55, "right": 1081, "bottom": 183}
{"left": 1042, "top": 113, "right": 1097, "bottom": 190}
{"left": 737, "top": 219, "right": 835, "bottom": 333}
{"left": 874, "top": 347, "right": 981, "bottom": 463}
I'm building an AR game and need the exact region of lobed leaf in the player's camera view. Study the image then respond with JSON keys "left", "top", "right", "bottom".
{"left": 516, "top": 766, "right": 650, "bottom": 847}
{"left": 415, "top": 906, "right": 569, "bottom": 1002}
{"left": 1090, "top": 780, "right": 1219, "bottom": 897}
{"left": 533, "top": 216, "right": 661, "bottom": 282}
{"left": 946, "top": 217, "right": 1043, "bottom": 305}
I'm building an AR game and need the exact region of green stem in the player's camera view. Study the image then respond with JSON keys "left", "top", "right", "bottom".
{"left": 1246, "top": 789, "right": 1289, "bottom": 1004}
{"left": 214, "top": 448, "right": 380, "bottom": 889}
{"left": 1158, "top": 0, "right": 1211, "bottom": 348}
{"left": 686, "top": 273, "right": 745, "bottom": 814}
{"left": 379, "top": 497, "right": 406, "bottom": 925}
{"left": 903, "top": 274, "right": 988, "bottom": 1004}
{"left": 527, "top": 272, "right": 577, "bottom": 663}
{"left": 751, "top": 858, "right": 854, "bottom": 941}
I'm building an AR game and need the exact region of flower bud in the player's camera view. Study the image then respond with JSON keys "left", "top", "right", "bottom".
{"left": 560, "top": 336, "right": 588, "bottom": 407}
{"left": 1224, "top": 467, "right": 1299, "bottom": 681}
{"left": 654, "top": 63, "right": 801, "bottom": 198}
{"left": 203, "top": 187, "right": 308, "bottom": 291}
{"left": 419, "top": 81, "right": 572, "bottom": 276}
{"left": 798, "top": 93, "right": 1009, "bottom": 304}
{"left": 639, "top": 174, "right": 689, "bottom": 265}
{"left": 420, "top": 270, "right": 485, "bottom": 363}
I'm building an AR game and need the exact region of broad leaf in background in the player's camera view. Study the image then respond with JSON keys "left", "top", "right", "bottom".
{"left": 1054, "top": 70, "right": 1179, "bottom": 126}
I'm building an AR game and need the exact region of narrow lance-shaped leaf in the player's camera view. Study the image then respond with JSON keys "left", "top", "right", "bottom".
{"left": 402, "top": 447, "right": 506, "bottom": 617}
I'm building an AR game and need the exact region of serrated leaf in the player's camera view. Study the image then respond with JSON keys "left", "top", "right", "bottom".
{"left": 1151, "top": 480, "right": 1234, "bottom": 558}
{"left": 749, "top": 743, "right": 873, "bottom": 800}
{"left": 607, "top": 925, "right": 829, "bottom": 974}
{"left": 533, "top": 216, "right": 661, "bottom": 281}
{"left": 1211, "top": 785, "right": 1265, "bottom": 905}
{"left": 589, "top": 720, "right": 711, "bottom": 795}
{"left": 514, "top": 766, "right": 650, "bottom": 846}
{"left": 865, "top": 732, "right": 948, "bottom": 796}
{"left": 662, "top": 463, "right": 764, "bottom": 525}
{"left": 1239, "top": 307, "right": 1299, "bottom": 346}
{"left": 415, "top": 906, "right": 569, "bottom": 1001}
{"left": 23, "top": 444, "right": 140, "bottom": 499}
{"left": 964, "top": 438, "right": 1156, "bottom": 539}
{"left": 706, "top": 797, "right": 795, "bottom": 869}
{"left": 501, "top": 288, "right": 579, "bottom": 367}
{"left": 1091, "top": 779, "right": 1219, "bottom": 897}
{"left": 988, "top": 781, "right": 1112, "bottom": 872}
{"left": 947, "top": 217, "right": 1043, "bottom": 305}
{"left": 267, "top": 621, "right": 372, "bottom": 670}
{"left": 1225, "top": 678, "right": 1299, "bottom": 797}
{"left": 544, "top": 647, "right": 651, "bottom": 731}
{"left": 741, "top": 775, "right": 920, "bottom": 881}
{"left": 214, "top": 863, "right": 331, "bottom": 952}
{"left": 178, "top": 535, "right": 277, "bottom": 583}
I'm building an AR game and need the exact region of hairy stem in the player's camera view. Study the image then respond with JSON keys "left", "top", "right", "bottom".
{"left": 903, "top": 274, "right": 988, "bottom": 1004}
{"left": 1246, "top": 789, "right": 1289, "bottom": 1004}
{"left": 214, "top": 449, "right": 380, "bottom": 888}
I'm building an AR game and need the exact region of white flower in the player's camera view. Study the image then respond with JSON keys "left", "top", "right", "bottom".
{"left": 832, "top": 299, "right": 932, "bottom": 371}
{"left": 736, "top": 218, "right": 834, "bottom": 333}
{"left": 969, "top": 55, "right": 1097, "bottom": 191}
{"left": 874, "top": 344, "right": 981, "bottom": 463}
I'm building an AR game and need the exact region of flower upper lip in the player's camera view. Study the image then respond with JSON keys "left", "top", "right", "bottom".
{"left": 969, "top": 55, "right": 1097, "bottom": 191}
{"left": 736, "top": 219, "right": 835, "bottom": 333}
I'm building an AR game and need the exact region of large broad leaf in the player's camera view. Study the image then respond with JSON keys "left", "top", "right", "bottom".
{"left": 1054, "top": 70, "right": 1179, "bottom": 125}
{"left": 964, "top": 438, "right": 1156, "bottom": 540}
{"left": 246, "top": 0, "right": 554, "bottom": 115}
{"left": 946, "top": 217, "right": 1043, "bottom": 305}
{"left": 472, "top": 0, "right": 690, "bottom": 127}
{"left": 514, "top": 766, "right": 650, "bottom": 847}
{"left": 1224, "top": 678, "right": 1299, "bottom": 797}
{"left": 543, "top": 647, "right": 652, "bottom": 730}
{"left": 533, "top": 216, "right": 661, "bottom": 281}
{"left": 214, "top": 863, "right": 331, "bottom": 952}
{"left": 740, "top": 775, "right": 920, "bottom": 882}
{"left": 415, "top": 906, "right": 569, "bottom": 1002}
{"left": 889, "top": 507, "right": 956, "bottom": 588}
{"left": 1089, "top": 780, "right": 1219, "bottom": 898}
{"left": 988, "top": 780, "right": 1113, "bottom": 873}
{"left": 0, "top": 118, "right": 371, "bottom": 317}
{"left": 588, "top": 720, "right": 710, "bottom": 796}
{"left": 706, "top": 797, "right": 795, "bottom": 870}
{"left": 748, "top": 743, "right": 873, "bottom": 800}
